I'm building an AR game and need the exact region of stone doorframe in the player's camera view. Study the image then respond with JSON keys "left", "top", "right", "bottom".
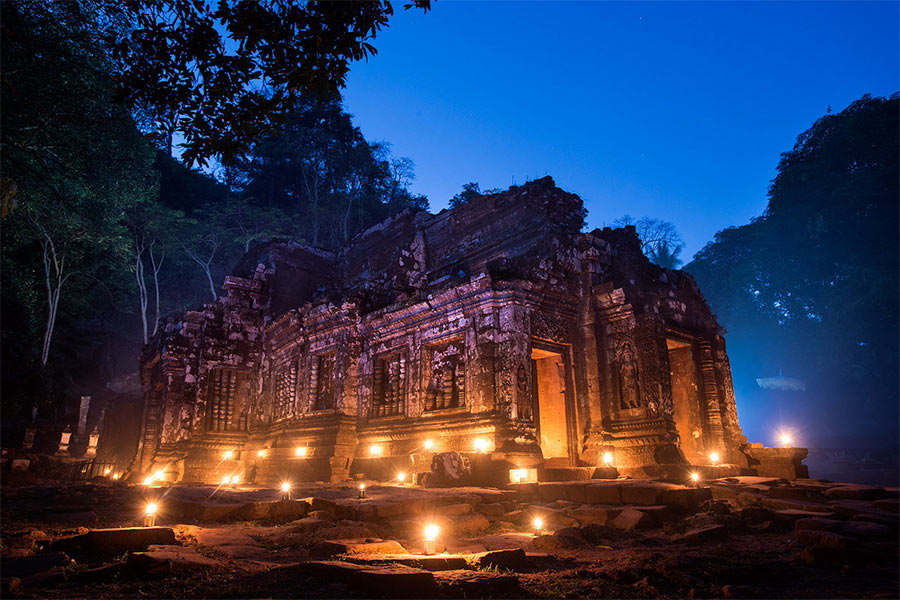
{"left": 530, "top": 338, "right": 579, "bottom": 466}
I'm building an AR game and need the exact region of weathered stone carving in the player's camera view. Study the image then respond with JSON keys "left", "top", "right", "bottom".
{"left": 135, "top": 177, "right": 751, "bottom": 482}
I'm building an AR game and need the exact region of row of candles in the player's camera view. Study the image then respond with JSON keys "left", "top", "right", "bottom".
{"left": 220, "top": 437, "right": 492, "bottom": 463}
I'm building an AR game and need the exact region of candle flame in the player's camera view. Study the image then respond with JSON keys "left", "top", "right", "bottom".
{"left": 424, "top": 523, "right": 439, "bottom": 541}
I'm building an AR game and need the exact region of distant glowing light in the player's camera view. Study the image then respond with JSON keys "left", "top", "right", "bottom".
{"left": 281, "top": 482, "right": 291, "bottom": 493}
{"left": 690, "top": 472, "right": 700, "bottom": 483}
{"left": 423, "top": 439, "right": 434, "bottom": 451}
{"left": 533, "top": 516, "right": 544, "bottom": 531}
{"left": 473, "top": 438, "right": 490, "bottom": 454}
{"left": 295, "top": 446, "right": 308, "bottom": 457}
{"left": 779, "top": 433, "right": 792, "bottom": 448}
{"left": 145, "top": 502, "right": 158, "bottom": 516}
{"left": 510, "top": 469, "right": 527, "bottom": 483}
{"left": 424, "top": 524, "right": 440, "bottom": 542}
{"left": 143, "top": 476, "right": 153, "bottom": 486}
{"left": 602, "top": 452, "right": 614, "bottom": 467}
{"left": 104, "top": 467, "right": 111, "bottom": 475}
{"left": 709, "top": 452, "right": 720, "bottom": 465}
{"left": 221, "top": 476, "right": 230, "bottom": 486}
{"left": 257, "top": 449, "right": 267, "bottom": 458}
{"left": 423, "top": 523, "right": 440, "bottom": 555}
{"left": 369, "top": 444, "right": 383, "bottom": 457}
{"left": 112, "top": 473, "right": 120, "bottom": 480}
{"left": 223, "top": 450, "right": 234, "bottom": 460}
{"left": 143, "top": 502, "right": 158, "bottom": 527}
{"left": 358, "top": 483, "right": 367, "bottom": 498}
{"left": 154, "top": 470, "right": 165, "bottom": 481}
{"left": 230, "top": 474, "right": 240, "bottom": 485}
{"left": 397, "top": 471, "right": 407, "bottom": 483}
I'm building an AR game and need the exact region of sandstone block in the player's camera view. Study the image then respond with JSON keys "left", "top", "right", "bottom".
{"left": 437, "top": 503, "right": 473, "bottom": 517}
{"left": 126, "top": 545, "right": 221, "bottom": 576}
{"left": 2, "top": 552, "right": 71, "bottom": 577}
{"left": 795, "top": 530, "right": 855, "bottom": 549}
{"left": 610, "top": 508, "right": 654, "bottom": 531}
{"left": 476, "top": 503, "right": 507, "bottom": 519}
{"left": 680, "top": 525, "right": 728, "bottom": 545}
{"left": 872, "top": 499, "right": 899, "bottom": 513}
{"left": 450, "top": 512, "right": 491, "bottom": 535}
{"left": 469, "top": 548, "right": 529, "bottom": 572}
{"left": 824, "top": 485, "right": 889, "bottom": 501}
{"left": 568, "top": 506, "right": 611, "bottom": 526}
{"left": 302, "top": 560, "right": 436, "bottom": 596}
{"left": 794, "top": 517, "right": 842, "bottom": 532}
{"left": 51, "top": 527, "right": 176, "bottom": 553}
{"left": 433, "top": 569, "right": 521, "bottom": 596}
{"left": 584, "top": 483, "right": 622, "bottom": 505}
{"left": 620, "top": 484, "right": 664, "bottom": 506}
{"left": 310, "top": 539, "right": 407, "bottom": 559}
{"left": 839, "top": 521, "right": 893, "bottom": 540}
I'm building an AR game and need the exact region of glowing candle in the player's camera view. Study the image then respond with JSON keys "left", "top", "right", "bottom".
{"left": 779, "top": 433, "right": 792, "bottom": 448}
{"left": 280, "top": 481, "right": 291, "bottom": 501}
{"left": 369, "top": 444, "right": 383, "bottom": 457}
{"left": 473, "top": 438, "right": 489, "bottom": 454}
{"left": 533, "top": 516, "right": 544, "bottom": 533}
{"left": 112, "top": 473, "right": 120, "bottom": 480}
{"left": 510, "top": 469, "right": 527, "bottom": 483}
{"left": 230, "top": 474, "right": 240, "bottom": 485}
{"left": 144, "top": 502, "right": 158, "bottom": 527}
{"left": 295, "top": 446, "right": 308, "bottom": 457}
{"left": 397, "top": 471, "right": 407, "bottom": 484}
{"left": 709, "top": 452, "right": 720, "bottom": 465}
{"left": 223, "top": 450, "right": 234, "bottom": 460}
{"left": 143, "top": 476, "right": 153, "bottom": 486}
{"left": 359, "top": 483, "right": 367, "bottom": 499}
{"left": 221, "top": 475, "right": 230, "bottom": 486}
{"left": 423, "top": 523, "right": 440, "bottom": 555}
{"left": 424, "top": 439, "right": 434, "bottom": 451}
{"left": 602, "top": 452, "right": 614, "bottom": 467}
{"left": 154, "top": 470, "right": 165, "bottom": 482}
{"left": 690, "top": 471, "right": 701, "bottom": 485}
{"left": 104, "top": 467, "right": 111, "bottom": 475}
{"left": 257, "top": 449, "right": 266, "bottom": 458}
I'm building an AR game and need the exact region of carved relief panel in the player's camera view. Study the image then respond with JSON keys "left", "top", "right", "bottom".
{"left": 372, "top": 350, "right": 407, "bottom": 417}
{"left": 273, "top": 360, "right": 298, "bottom": 421}
{"left": 424, "top": 339, "right": 465, "bottom": 411}
{"left": 205, "top": 367, "right": 250, "bottom": 432}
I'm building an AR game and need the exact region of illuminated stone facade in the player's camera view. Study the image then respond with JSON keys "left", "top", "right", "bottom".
{"left": 135, "top": 177, "right": 751, "bottom": 484}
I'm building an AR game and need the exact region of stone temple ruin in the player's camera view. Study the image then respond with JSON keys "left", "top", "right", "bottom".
{"left": 134, "top": 177, "right": 802, "bottom": 485}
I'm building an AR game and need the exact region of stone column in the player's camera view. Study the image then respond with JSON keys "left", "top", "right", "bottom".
{"left": 696, "top": 338, "right": 726, "bottom": 451}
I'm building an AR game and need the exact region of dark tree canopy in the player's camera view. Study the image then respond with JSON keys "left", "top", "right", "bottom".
{"left": 686, "top": 94, "right": 899, "bottom": 447}
{"left": 110, "top": 0, "right": 431, "bottom": 166}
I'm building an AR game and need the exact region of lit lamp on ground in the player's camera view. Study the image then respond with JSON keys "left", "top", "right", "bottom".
{"left": 154, "top": 470, "right": 166, "bottom": 482}
{"left": 295, "top": 446, "right": 308, "bottom": 458}
{"left": 369, "top": 444, "right": 383, "bottom": 458}
{"left": 396, "top": 471, "right": 408, "bottom": 485}
{"left": 709, "top": 451, "right": 721, "bottom": 466}
{"left": 223, "top": 450, "right": 234, "bottom": 460}
{"left": 358, "top": 483, "right": 367, "bottom": 499}
{"left": 602, "top": 452, "right": 614, "bottom": 468}
{"left": 112, "top": 473, "right": 120, "bottom": 480}
{"left": 104, "top": 467, "right": 112, "bottom": 476}
{"left": 510, "top": 469, "right": 527, "bottom": 484}
{"left": 689, "top": 471, "right": 701, "bottom": 487}
{"left": 779, "top": 433, "right": 792, "bottom": 448}
{"left": 423, "top": 439, "right": 434, "bottom": 451}
{"left": 473, "top": 438, "right": 490, "bottom": 454}
{"left": 423, "top": 524, "right": 440, "bottom": 555}
{"left": 143, "top": 475, "right": 154, "bottom": 487}
{"left": 257, "top": 449, "right": 267, "bottom": 459}
{"left": 230, "top": 474, "right": 240, "bottom": 486}
{"left": 221, "top": 475, "right": 231, "bottom": 486}
{"left": 143, "top": 502, "right": 158, "bottom": 527}
{"left": 280, "top": 481, "right": 291, "bottom": 501}
{"left": 532, "top": 516, "right": 545, "bottom": 534}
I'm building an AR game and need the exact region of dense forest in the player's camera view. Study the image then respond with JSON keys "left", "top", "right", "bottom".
{"left": 0, "top": 1, "right": 428, "bottom": 426}
{"left": 687, "top": 95, "right": 899, "bottom": 448}
{"left": 1, "top": 2, "right": 896, "bottom": 452}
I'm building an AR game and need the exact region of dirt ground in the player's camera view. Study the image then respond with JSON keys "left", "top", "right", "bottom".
{"left": 1, "top": 473, "right": 897, "bottom": 599}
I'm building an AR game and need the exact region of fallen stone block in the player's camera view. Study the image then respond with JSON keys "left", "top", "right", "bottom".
{"left": 300, "top": 560, "right": 436, "bottom": 597}
{"left": 19, "top": 566, "right": 66, "bottom": 588}
{"left": 126, "top": 545, "right": 222, "bottom": 576}
{"left": 477, "top": 502, "right": 507, "bottom": 519}
{"left": 839, "top": 520, "right": 893, "bottom": 540}
{"left": 2, "top": 552, "right": 72, "bottom": 577}
{"left": 437, "top": 503, "right": 474, "bottom": 516}
{"left": 794, "top": 517, "right": 842, "bottom": 532}
{"left": 825, "top": 485, "right": 889, "bottom": 501}
{"left": 620, "top": 484, "right": 665, "bottom": 506}
{"left": 772, "top": 509, "right": 836, "bottom": 527}
{"left": 347, "top": 554, "right": 470, "bottom": 571}
{"left": 51, "top": 527, "right": 176, "bottom": 553}
{"left": 450, "top": 512, "right": 490, "bottom": 535}
{"left": 310, "top": 539, "right": 407, "bottom": 559}
{"left": 469, "top": 548, "right": 529, "bottom": 571}
{"left": 795, "top": 530, "right": 855, "bottom": 549}
{"left": 680, "top": 525, "right": 728, "bottom": 545}
{"left": 530, "top": 528, "right": 590, "bottom": 550}
{"left": 739, "top": 506, "right": 775, "bottom": 523}
{"left": 433, "top": 569, "right": 521, "bottom": 596}
{"left": 872, "top": 498, "right": 900, "bottom": 513}
{"left": 610, "top": 507, "right": 655, "bottom": 531}
{"left": 567, "top": 505, "right": 611, "bottom": 526}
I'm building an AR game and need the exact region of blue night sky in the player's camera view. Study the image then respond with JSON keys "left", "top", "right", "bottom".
{"left": 343, "top": 1, "right": 899, "bottom": 260}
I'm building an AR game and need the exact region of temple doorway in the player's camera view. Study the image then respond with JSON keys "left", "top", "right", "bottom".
{"left": 531, "top": 344, "right": 574, "bottom": 461}
{"left": 667, "top": 336, "right": 704, "bottom": 462}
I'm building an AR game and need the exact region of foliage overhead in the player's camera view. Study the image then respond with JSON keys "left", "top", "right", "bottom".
{"left": 613, "top": 215, "right": 685, "bottom": 268}
{"left": 109, "top": 0, "right": 431, "bottom": 166}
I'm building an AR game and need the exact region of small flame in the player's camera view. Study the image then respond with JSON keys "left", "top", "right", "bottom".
{"left": 533, "top": 516, "right": 544, "bottom": 530}
{"left": 369, "top": 444, "right": 383, "bottom": 457}
{"left": 602, "top": 452, "right": 614, "bottom": 467}
{"left": 223, "top": 450, "right": 234, "bottom": 460}
{"left": 280, "top": 481, "right": 291, "bottom": 493}
{"left": 690, "top": 471, "right": 700, "bottom": 483}
{"left": 145, "top": 502, "right": 158, "bottom": 516}
{"left": 424, "top": 524, "right": 439, "bottom": 541}
{"left": 423, "top": 439, "right": 434, "bottom": 451}
{"left": 295, "top": 446, "right": 308, "bottom": 457}
{"left": 397, "top": 471, "right": 407, "bottom": 483}
{"left": 709, "top": 452, "right": 720, "bottom": 465}
{"left": 473, "top": 438, "right": 490, "bottom": 453}
{"left": 257, "top": 449, "right": 266, "bottom": 458}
